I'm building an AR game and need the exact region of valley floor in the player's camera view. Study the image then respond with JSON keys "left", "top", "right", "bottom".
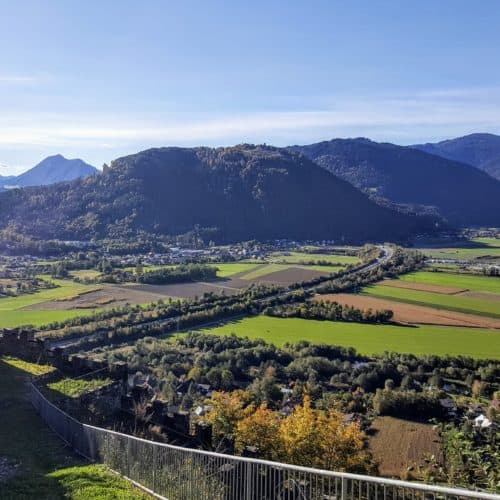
{"left": 195, "top": 315, "right": 500, "bottom": 359}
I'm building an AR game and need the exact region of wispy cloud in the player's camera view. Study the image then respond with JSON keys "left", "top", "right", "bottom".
{"left": 0, "top": 74, "right": 50, "bottom": 85}
{"left": 0, "top": 86, "right": 499, "bottom": 171}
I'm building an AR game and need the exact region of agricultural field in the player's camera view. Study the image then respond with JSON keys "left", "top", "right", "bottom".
{"left": 0, "top": 278, "right": 102, "bottom": 328}
{"left": 419, "top": 237, "right": 500, "bottom": 261}
{"left": 362, "top": 269, "right": 500, "bottom": 319}
{"left": 268, "top": 251, "right": 361, "bottom": 266}
{"left": 364, "top": 284, "right": 500, "bottom": 318}
{"left": 317, "top": 293, "right": 500, "bottom": 329}
{"left": 368, "top": 417, "right": 443, "bottom": 479}
{"left": 195, "top": 315, "right": 500, "bottom": 359}
{"left": 397, "top": 270, "right": 500, "bottom": 294}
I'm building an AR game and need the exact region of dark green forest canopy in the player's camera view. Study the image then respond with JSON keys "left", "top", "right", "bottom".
{"left": 0, "top": 145, "right": 435, "bottom": 243}
{"left": 290, "top": 138, "right": 500, "bottom": 227}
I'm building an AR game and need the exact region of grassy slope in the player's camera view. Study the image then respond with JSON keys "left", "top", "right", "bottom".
{"left": 364, "top": 284, "right": 500, "bottom": 318}
{"left": 0, "top": 358, "right": 149, "bottom": 499}
{"left": 196, "top": 316, "right": 500, "bottom": 359}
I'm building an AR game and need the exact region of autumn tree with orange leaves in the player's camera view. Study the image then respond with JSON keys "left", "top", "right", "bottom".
{"left": 208, "top": 393, "right": 371, "bottom": 473}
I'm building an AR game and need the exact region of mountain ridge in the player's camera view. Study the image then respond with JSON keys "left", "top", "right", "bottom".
{"left": 0, "top": 144, "right": 436, "bottom": 243}
{"left": 289, "top": 137, "right": 500, "bottom": 227}
{"left": 412, "top": 133, "right": 500, "bottom": 180}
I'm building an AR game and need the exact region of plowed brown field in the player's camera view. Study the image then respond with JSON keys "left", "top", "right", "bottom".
{"left": 368, "top": 417, "right": 443, "bottom": 479}
{"left": 315, "top": 293, "right": 500, "bottom": 328}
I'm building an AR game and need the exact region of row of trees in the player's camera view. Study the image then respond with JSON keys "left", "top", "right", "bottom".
{"left": 264, "top": 300, "right": 394, "bottom": 324}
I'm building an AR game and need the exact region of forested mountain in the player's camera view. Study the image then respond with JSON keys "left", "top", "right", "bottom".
{"left": 412, "top": 133, "right": 500, "bottom": 180}
{"left": 289, "top": 138, "right": 500, "bottom": 227}
{"left": 0, "top": 154, "right": 98, "bottom": 189}
{"left": 0, "top": 145, "right": 435, "bottom": 243}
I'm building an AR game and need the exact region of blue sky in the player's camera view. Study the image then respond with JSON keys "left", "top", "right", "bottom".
{"left": 1, "top": 0, "right": 500, "bottom": 173}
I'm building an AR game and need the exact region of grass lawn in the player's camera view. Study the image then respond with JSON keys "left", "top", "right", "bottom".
{"left": 364, "top": 284, "right": 500, "bottom": 318}
{"left": 195, "top": 315, "right": 500, "bottom": 359}
{"left": 1, "top": 356, "right": 55, "bottom": 376}
{"left": 47, "top": 378, "right": 114, "bottom": 398}
{"left": 398, "top": 270, "right": 500, "bottom": 294}
{"left": 0, "top": 359, "right": 150, "bottom": 499}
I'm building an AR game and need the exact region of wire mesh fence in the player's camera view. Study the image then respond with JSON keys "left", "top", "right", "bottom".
{"left": 30, "top": 383, "right": 499, "bottom": 500}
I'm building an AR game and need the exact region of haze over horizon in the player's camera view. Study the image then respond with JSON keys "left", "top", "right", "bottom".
{"left": 1, "top": 0, "right": 500, "bottom": 174}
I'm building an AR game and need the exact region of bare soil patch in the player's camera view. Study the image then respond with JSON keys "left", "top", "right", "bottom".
{"left": 24, "top": 285, "right": 169, "bottom": 310}
{"left": 368, "top": 417, "right": 443, "bottom": 479}
{"left": 380, "top": 279, "right": 467, "bottom": 295}
{"left": 316, "top": 293, "right": 500, "bottom": 328}
{"left": 133, "top": 278, "right": 248, "bottom": 299}
{"left": 248, "top": 267, "right": 328, "bottom": 285}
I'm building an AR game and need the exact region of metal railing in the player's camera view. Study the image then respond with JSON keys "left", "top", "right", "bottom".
{"left": 29, "top": 383, "right": 499, "bottom": 500}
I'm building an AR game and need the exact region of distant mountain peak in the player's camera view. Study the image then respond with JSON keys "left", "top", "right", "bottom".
{"left": 3, "top": 155, "right": 99, "bottom": 188}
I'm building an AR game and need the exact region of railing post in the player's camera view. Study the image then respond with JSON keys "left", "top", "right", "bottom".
{"left": 152, "top": 444, "right": 157, "bottom": 492}
{"left": 245, "top": 461, "right": 253, "bottom": 500}
{"left": 341, "top": 476, "right": 348, "bottom": 500}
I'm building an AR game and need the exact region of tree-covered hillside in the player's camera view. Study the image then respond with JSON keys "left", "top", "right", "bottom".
{"left": 413, "top": 133, "right": 500, "bottom": 180}
{"left": 0, "top": 144, "right": 434, "bottom": 243}
{"left": 290, "top": 138, "right": 500, "bottom": 227}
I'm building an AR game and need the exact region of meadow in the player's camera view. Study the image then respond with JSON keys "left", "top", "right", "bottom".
{"left": 196, "top": 315, "right": 500, "bottom": 359}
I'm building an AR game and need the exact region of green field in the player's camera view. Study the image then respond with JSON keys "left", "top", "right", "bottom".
{"left": 269, "top": 251, "right": 360, "bottom": 265}
{"left": 240, "top": 263, "right": 342, "bottom": 280}
{"left": 0, "top": 277, "right": 99, "bottom": 328}
{"left": 213, "top": 262, "right": 262, "bottom": 277}
{"left": 364, "top": 284, "right": 500, "bottom": 318}
{"left": 195, "top": 316, "right": 500, "bottom": 359}
{"left": 0, "top": 359, "right": 149, "bottom": 499}
{"left": 420, "top": 237, "right": 500, "bottom": 260}
{"left": 398, "top": 271, "right": 500, "bottom": 294}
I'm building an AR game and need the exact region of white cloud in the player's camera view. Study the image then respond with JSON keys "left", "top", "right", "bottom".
{"left": 0, "top": 86, "right": 499, "bottom": 171}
